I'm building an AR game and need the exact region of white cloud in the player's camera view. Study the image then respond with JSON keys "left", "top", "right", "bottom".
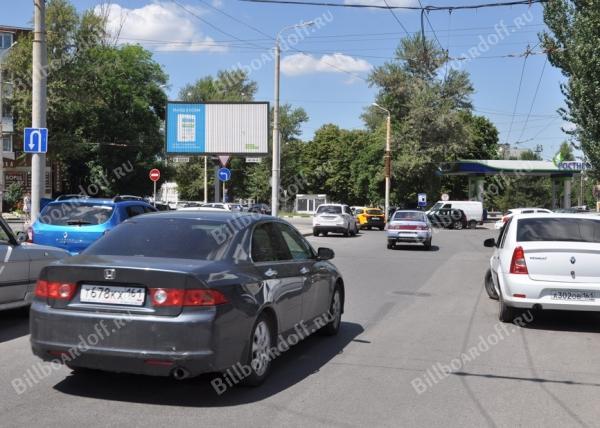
{"left": 95, "top": 2, "right": 227, "bottom": 52}
{"left": 344, "top": 0, "right": 417, "bottom": 7}
{"left": 281, "top": 53, "right": 372, "bottom": 77}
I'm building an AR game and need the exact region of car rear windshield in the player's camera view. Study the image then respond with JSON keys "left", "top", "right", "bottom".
{"left": 393, "top": 212, "right": 426, "bottom": 222}
{"left": 517, "top": 218, "right": 600, "bottom": 243}
{"left": 367, "top": 209, "right": 383, "bottom": 215}
{"left": 39, "top": 203, "right": 114, "bottom": 226}
{"left": 85, "top": 218, "right": 231, "bottom": 260}
{"left": 316, "top": 206, "right": 342, "bottom": 214}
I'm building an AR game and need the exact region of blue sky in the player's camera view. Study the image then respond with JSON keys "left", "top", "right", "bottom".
{"left": 2, "top": 0, "right": 570, "bottom": 159}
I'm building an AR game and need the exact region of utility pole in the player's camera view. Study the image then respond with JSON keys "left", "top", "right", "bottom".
{"left": 0, "top": 60, "right": 4, "bottom": 214}
{"left": 271, "top": 35, "right": 281, "bottom": 217}
{"left": 31, "top": 0, "right": 47, "bottom": 222}
{"left": 271, "top": 21, "right": 314, "bottom": 217}
{"left": 373, "top": 103, "right": 392, "bottom": 222}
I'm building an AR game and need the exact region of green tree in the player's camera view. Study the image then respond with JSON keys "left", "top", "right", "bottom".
{"left": 364, "top": 35, "right": 495, "bottom": 205}
{"left": 541, "top": 1, "right": 600, "bottom": 177}
{"left": 5, "top": 0, "right": 167, "bottom": 195}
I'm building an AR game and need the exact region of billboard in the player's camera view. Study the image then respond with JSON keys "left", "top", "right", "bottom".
{"left": 166, "top": 102, "right": 269, "bottom": 155}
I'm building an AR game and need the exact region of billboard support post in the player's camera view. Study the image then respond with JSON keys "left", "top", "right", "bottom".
{"left": 203, "top": 156, "right": 208, "bottom": 204}
{"left": 214, "top": 164, "right": 220, "bottom": 203}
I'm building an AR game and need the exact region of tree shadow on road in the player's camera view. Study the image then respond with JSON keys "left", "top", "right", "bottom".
{"left": 52, "top": 321, "right": 364, "bottom": 407}
{"left": 520, "top": 309, "right": 600, "bottom": 333}
{"left": 0, "top": 307, "right": 29, "bottom": 344}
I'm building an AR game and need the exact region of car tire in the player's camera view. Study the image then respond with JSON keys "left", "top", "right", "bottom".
{"left": 350, "top": 225, "right": 357, "bottom": 236}
{"left": 498, "top": 292, "right": 517, "bottom": 323}
{"left": 453, "top": 221, "right": 464, "bottom": 230}
{"left": 485, "top": 269, "right": 499, "bottom": 300}
{"left": 378, "top": 227, "right": 385, "bottom": 231}
{"left": 313, "top": 229, "right": 319, "bottom": 237}
{"left": 387, "top": 241, "right": 395, "bottom": 249}
{"left": 343, "top": 226, "right": 350, "bottom": 237}
{"left": 320, "top": 287, "right": 342, "bottom": 336}
{"left": 323, "top": 231, "right": 328, "bottom": 237}
{"left": 469, "top": 220, "right": 477, "bottom": 229}
{"left": 242, "top": 314, "right": 274, "bottom": 386}
{"left": 423, "top": 239, "right": 432, "bottom": 250}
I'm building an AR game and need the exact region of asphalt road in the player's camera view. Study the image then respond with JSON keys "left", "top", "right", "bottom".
{"left": 2, "top": 227, "right": 600, "bottom": 427}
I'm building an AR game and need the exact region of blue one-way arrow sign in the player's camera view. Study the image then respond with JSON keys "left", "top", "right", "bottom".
{"left": 24, "top": 128, "right": 48, "bottom": 153}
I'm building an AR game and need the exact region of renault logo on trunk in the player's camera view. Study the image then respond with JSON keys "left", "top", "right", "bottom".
{"left": 104, "top": 269, "right": 116, "bottom": 280}
{"left": 570, "top": 257, "right": 576, "bottom": 264}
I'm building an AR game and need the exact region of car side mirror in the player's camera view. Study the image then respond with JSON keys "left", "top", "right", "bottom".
{"left": 483, "top": 238, "right": 496, "bottom": 248}
{"left": 317, "top": 247, "right": 335, "bottom": 261}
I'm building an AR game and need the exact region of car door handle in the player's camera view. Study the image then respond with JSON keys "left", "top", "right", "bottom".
{"left": 264, "top": 268, "right": 278, "bottom": 278}
{"left": 299, "top": 266, "right": 310, "bottom": 275}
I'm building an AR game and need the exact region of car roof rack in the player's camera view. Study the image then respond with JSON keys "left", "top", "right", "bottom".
{"left": 55, "top": 194, "right": 89, "bottom": 201}
{"left": 113, "top": 195, "right": 144, "bottom": 202}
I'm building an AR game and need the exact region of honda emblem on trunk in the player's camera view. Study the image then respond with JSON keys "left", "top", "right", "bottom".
{"left": 104, "top": 269, "right": 116, "bottom": 280}
{"left": 570, "top": 256, "right": 576, "bottom": 264}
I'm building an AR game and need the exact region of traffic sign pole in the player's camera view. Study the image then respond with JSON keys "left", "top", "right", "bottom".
{"left": 149, "top": 168, "right": 160, "bottom": 207}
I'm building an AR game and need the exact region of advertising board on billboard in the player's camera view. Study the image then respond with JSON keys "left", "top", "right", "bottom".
{"left": 166, "top": 102, "right": 269, "bottom": 155}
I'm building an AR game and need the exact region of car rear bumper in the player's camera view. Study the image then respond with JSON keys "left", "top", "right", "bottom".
{"left": 502, "top": 275, "right": 600, "bottom": 311}
{"left": 313, "top": 225, "right": 347, "bottom": 233}
{"left": 387, "top": 231, "right": 431, "bottom": 243}
{"left": 29, "top": 301, "right": 245, "bottom": 377}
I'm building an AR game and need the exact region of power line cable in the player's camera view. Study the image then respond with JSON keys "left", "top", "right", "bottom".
{"left": 504, "top": 45, "right": 533, "bottom": 145}
{"left": 515, "top": 56, "right": 548, "bottom": 143}
{"left": 381, "top": 0, "right": 411, "bottom": 37}
{"left": 239, "top": 0, "right": 547, "bottom": 11}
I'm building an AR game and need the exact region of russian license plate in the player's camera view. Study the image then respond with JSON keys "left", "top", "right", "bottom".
{"left": 551, "top": 290, "right": 595, "bottom": 301}
{"left": 80, "top": 285, "right": 145, "bottom": 306}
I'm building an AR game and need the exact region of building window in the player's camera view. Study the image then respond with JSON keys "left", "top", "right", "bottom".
{"left": 2, "top": 135, "right": 12, "bottom": 152}
{"left": 0, "top": 33, "right": 14, "bottom": 50}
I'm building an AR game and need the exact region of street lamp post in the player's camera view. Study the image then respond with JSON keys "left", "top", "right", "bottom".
{"left": 0, "top": 41, "right": 18, "bottom": 214}
{"left": 373, "top": 103, "right": 392, "bottom": 222}
{"left": 271, "top": 21, "right": 314, "bottom": 217}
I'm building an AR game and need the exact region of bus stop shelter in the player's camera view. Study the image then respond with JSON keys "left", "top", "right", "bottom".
{"left": 438, "top": 160, "right": 585, "bottom": 209}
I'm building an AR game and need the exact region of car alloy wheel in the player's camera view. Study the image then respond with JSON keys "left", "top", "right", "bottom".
{"left": 251, "top": 320, "right": 272, "bottom": 377}
{"left": 454, "top": 221, "right": 464, "bottom": 230}
{"left": 321, "top": 288, "right": 342, "bottom": 336}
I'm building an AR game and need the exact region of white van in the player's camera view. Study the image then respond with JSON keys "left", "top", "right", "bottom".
{"left": 428, "top": 200, "right": 483, "bottom": 228}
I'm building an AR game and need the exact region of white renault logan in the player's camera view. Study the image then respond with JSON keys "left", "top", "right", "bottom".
{"left": 484, "top": 213, "right": 600, "bottom": 322}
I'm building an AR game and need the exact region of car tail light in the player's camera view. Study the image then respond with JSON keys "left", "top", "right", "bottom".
{"left": 150, "top": 288, "right": 228, "bottom": 307}
{"left": 35, "top": 280, "right": 77, "bottom": 300}
{"left": 510, "top": 246, "right": 528, "bottom": 274}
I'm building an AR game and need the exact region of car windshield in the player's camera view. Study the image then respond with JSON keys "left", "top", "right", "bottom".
{"left": 517, "top": 218, "right": 600, "bottom": 243}
{"left": 431, "top": 202, "right": 444, "bottom": 211}
{"left": 39, "top": 203, "right": 114, "bottom": 226}
{"left": 85, "top": 218, "right": 231, "bottom": 260}
{"left": 393, "top": 212, "right": 426, "bottom": 222}
{"left": 317, "top": 206, "right": 342, "bottom": 214}
{"left": 367, "top": 209, "right": 383, "bottom": 215}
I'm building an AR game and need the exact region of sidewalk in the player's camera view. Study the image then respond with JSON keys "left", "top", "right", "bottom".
{"left": 285, "top": 217, "right": 313, "bottom": 236}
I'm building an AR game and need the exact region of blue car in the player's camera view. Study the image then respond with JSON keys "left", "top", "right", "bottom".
{"left": 31, "top": 196, "right": 157, "bottom": 254}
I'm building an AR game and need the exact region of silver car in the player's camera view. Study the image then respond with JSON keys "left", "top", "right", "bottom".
{"left": 387, "top": 210, "right": 433, "bottom": 250}
{"left": 0, "top": 217, "right": 70, "bottom": 311}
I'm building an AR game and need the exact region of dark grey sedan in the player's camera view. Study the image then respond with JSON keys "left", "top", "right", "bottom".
{"left": 30, "top": 211, "right": 344, "bottom": 386}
